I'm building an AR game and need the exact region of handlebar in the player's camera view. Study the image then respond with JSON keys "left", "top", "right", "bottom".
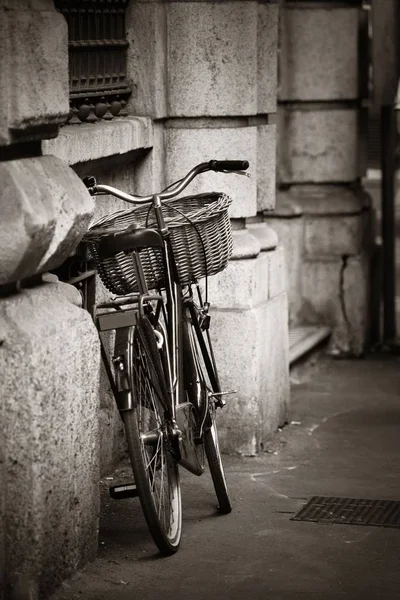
{"left": 82, "top": 159, "right": 249, "bottom": 205}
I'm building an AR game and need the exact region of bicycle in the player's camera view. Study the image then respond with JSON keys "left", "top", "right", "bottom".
{"left": 82, "top": 159, "right": 249, "bottom": 555}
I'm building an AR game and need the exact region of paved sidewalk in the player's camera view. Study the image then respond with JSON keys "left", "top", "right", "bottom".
{"left": 51, "top": 356, "right": 400, "bottom": 600}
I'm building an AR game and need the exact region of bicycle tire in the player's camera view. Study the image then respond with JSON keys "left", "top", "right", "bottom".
{"left": 123, "top": 318, "right": 182, "bottom": 555}
{"left": 184, "top": 305, "right": 232, "bottom": 514}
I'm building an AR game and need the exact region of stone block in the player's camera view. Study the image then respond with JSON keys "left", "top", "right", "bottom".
{"left": 278, "top": 106, "right": 360, "bottom": 184}
{"left": 0, "top": 156, "right": 94, "bottom": 285}
{"left": 208, "top": 254, "right": 268, "bottom": 310}
{"left": 300, "top": 259, "right": 342, "bottom": 325}
{"left": 74, "top": 160, "right": 136, "bottom": 225}
{"left": 0, "top": 4, "right": 68, "bottom": 144}
{"left": 258, "top": 292, "right": 290, "bottom": 442}
{"left": 99, "top": 406, "right": 126, "bottom": 477}
{"left": 0, "top": 9, "right": 9, "bottom": 146}
{"left": 268, "top": 245, "right": 286, "bottom": 299}
{"left": 212, "top": 292, "right": 289, "bottom": 455}
{"left": 126, "top": 1, "right": 168, "bottom": 118}
{"left": 134, "top": 121, "right": 166, "bottom": 196}
{"left": 231, "top": 228, "right": 260, "bottom": 260}
{"left": 288, "top": 183, "right": 371, "bottom": 215}
{"left": 300, "top": 253, "right": 370, "bottom": 356}
{"left": 257, "top": 124, "right": 276, "bottom": 211}
{"left": 304, "top": 213, "right": 365, "bottom": 257}
{"left": 332, "top": 254, "right": 370, "bottom": 356}
{"left": 280, "top": 7, "right": 359, "bottom": 101}
{"left": 166, "top": 2, "right": 258, "bottom": 117}
{"left": 246, "top": 222, "right": 278, "bottom": 251}
{"left": 209, "top": 240, "right": 285, "bottom": 309}
{"left": 0, "top": 436, "right": 4, "bottom": 600}
{"left": 164, "top": 125, "right": 257, "bottom": 218}
{"left": 0, "top": 284, "right": 100, "bottom": 596}
{"left": 257, "top": 2, "right": 279, "bottom": 113}
{"left": 263, "top": 213, "right": 304, "bottom": 325}
{"left": 43, "top": 117, "right": 154, "bottom": 166}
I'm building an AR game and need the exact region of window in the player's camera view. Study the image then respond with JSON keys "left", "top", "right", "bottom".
{"left": 55, "top": 0, "right": 132, "bottom": 123}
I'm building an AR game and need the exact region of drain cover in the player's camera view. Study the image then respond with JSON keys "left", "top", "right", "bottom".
{"left": 291, "top": 496, "right": 400, "bottom": 528}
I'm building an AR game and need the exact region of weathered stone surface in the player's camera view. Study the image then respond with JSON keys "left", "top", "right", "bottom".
{"left": 205, "top": 245, "right": 289, "bottom": 455}
{"left": 74, "top": 160, "right": 136, "bottom": 225}
{"left": 264, "top": 213, "right": 304, "bottom": 326}
{"left": 134, "top": 121, "right": 166, "bottom": 196}
{"left": 246, "top": 221, "right": 278, "bottom": 251}
{"left": 304, "top": 213, "right": 366, "bottom": 257}
{"left": 43, "top": 117, "right": 154, "bottom": 166}
{"left": 257, "top": 124, "right": 276, "bottom": 211}
{"left": 209, "top": 243, "right": 285, "bottom": 309}
{"left": 258, "top": 292, "right": 290, "bottom": 442}
{"left": 126, "top": 1, "right": 168, "bottom": 118}
{"left": 280, "top": 7, "right": 359, "bottom": 101}
{"left": 288, "top": 183, "right": 371, "bottom": 215}
{"left": 127, "top": 1, "right": 279, "bottom": 118}
{"left": 268, "top": 245, "right": 286, "bottom": 299}
{"left": 164, "top": 125, "right": 257, "bottom": 218}
{"left": 257, "top": 2, "right": 279, "bottom": 113}
{"left": 99, "top": 405, "right": 126, "bottom": 477}
{"left": 209, "top": 255, "right": 267, "bottom": 310}
{"left": 42, "top": 273, "right": 83, "bottom": 307}
{"left": 300, "top": 254, "right": 370, "bottom": 356}
{"left": 0, "top": 8, "right": 9, "bottom": 146}
{"left": 0, "top": 3, "right": 68, "bottom": 144}
{"left": 0, "top": 284, "right": 100, "bottom": 597}
{"left": 300, "top": 259, "right": 342, "bottom": 326}
{"left": 332, "top": 254, "right": 370, "bottom": 356}
{"left": 0, "top": 156, "right": 94, "bottom": 285}
{"left": 278, "top": 107, "right": 359, "bottom": 183}
{"left": 0, "top": 429, "right": 4, "bottom": 600}
{"left": 166, "top": 2, "right": 258, "bottom": 117}
{"left": 213, "top": 292, "right": 289, "bottom": 455}
{"left": 231, "top": 228, "right": 260, "bottom": 260}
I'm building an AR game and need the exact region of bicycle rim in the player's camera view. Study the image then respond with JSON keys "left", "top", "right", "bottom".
{"left": 123, "top": 320, "right": 182, "bottom": 554}
{"left": 185, "top": 306, "right": 232, "bottom": 514}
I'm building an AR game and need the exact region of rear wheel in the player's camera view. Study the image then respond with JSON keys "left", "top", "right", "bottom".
{"left": 123, "top": 317, "right": 182, "bottom": 554}
{"left": 184, "top": 305, "right": 232, "bottom": 514}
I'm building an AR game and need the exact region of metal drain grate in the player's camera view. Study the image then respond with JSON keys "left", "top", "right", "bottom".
{"left": 291, "top": 496, "right": 400, "bottom": 528}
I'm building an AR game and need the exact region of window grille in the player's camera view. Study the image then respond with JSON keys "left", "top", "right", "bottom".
{"left": 55, "top": 0, "right": 131, "bottom": 123}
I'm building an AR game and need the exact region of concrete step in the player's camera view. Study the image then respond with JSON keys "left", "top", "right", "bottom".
{"left": 289, "top": 325, "right": 331, "bottom": 366}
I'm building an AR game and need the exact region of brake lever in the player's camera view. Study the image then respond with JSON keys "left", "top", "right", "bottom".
{"left": 221, "top": 170, "right": 251, "bottom": 178}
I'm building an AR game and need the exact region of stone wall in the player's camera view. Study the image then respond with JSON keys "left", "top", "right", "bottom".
{"left": 0, "top": 1, "right": 100, "bottom": 597}
{"left": 1, "top": 0, "right": 289, "bottom": 596}
{"left": 268, "top": 0, "right": 373, "bottom": 356}
{"left": 128, "top": 0, "right": 289, "bottom": 454}
{"left": 44, "top": 117, "right": 155, "bottom": 475}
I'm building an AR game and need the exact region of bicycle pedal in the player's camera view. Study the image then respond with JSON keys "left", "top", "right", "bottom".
{"left": 109, "top": 483, "right": 138, "bottom": 500}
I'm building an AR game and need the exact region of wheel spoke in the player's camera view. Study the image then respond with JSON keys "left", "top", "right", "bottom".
{"left": 122, "top": 317, "right": 182, "bottom": 554}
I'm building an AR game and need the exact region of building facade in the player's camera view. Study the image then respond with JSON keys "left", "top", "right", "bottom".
{"left": 0, "top": 0, "right": 379, "bottom": 597}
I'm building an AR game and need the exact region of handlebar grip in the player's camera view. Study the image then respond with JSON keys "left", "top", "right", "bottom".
{"left": 209, "top": 160, "right": 249, "bottom": 172}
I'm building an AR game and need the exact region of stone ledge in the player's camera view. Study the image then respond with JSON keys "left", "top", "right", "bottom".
{"left": 43, "top": 117, "right": 154, "bottom": 166}
{"left": 285, "top": 184, "right": 370, "bottom": 215}
{"left": 268, "top": 191, "right": 303, "bottom": 218}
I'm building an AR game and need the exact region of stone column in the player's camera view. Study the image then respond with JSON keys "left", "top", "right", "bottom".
{"left": 0, "top": 1, "right": 100, "bottom": 597}
{"left": 271, "top": 0, "right": 373, "bottom": 355}
{"left": 129, "top": 0, "right": 289, "bottom": 455}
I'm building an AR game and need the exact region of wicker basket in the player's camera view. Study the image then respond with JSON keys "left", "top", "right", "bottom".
{"left": 83, "top": 192, "right": 233, "bottom": 295}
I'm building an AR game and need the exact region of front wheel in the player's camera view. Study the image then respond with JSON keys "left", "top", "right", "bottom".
{"left": 123, "top": 319, "right": 182, "bottom": 555}
{"left": 204, "top": 406, "right": 232, "bottom": 514}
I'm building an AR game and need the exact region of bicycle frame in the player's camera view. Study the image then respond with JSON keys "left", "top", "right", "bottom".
{"left": 84, "top": 160, "right": 244, "bottom": 551}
